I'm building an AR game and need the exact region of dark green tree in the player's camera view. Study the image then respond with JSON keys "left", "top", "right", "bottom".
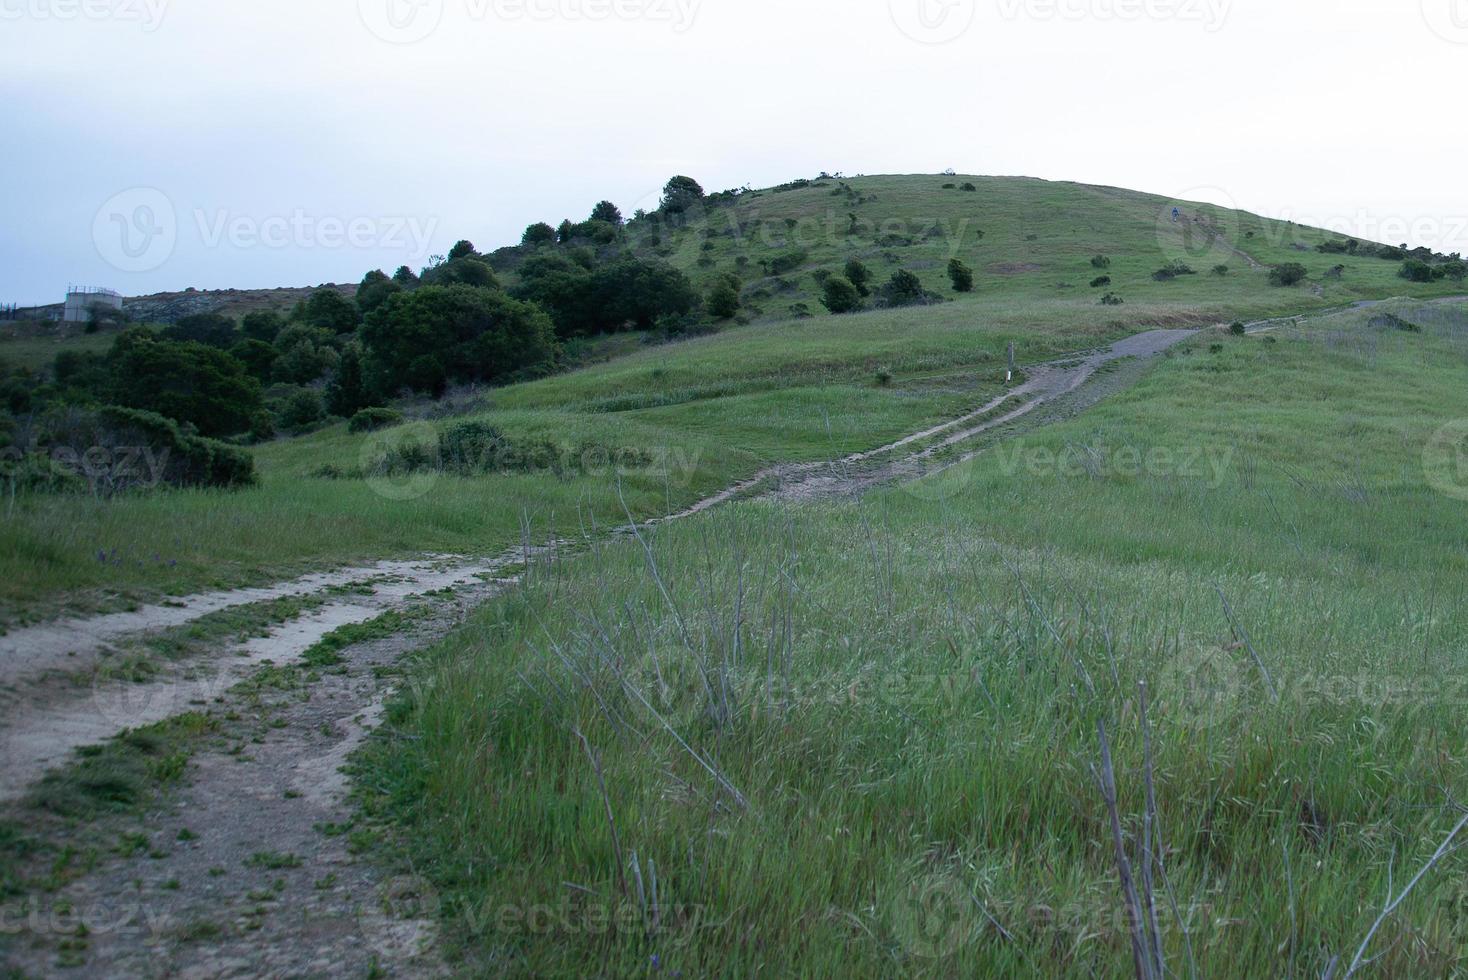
{"left": 821, "top": 276, "right": 862, "bottom": 314}
{"left": 844, "top": 259, "right": 872, "bottom": 297}
{"left": 295, "top": 289, "right": 360, "bottom": 334}
{"left": 105, "top": 330, "right": 262, "bottom": 437}
{"left": 660, "top": 175, "right": 705, "bottom": 214}
{"left": 590, "top": 201, "right": 624, "bottom": 226}
{"left": 360, "top": 285, "right": 558, "bottom": 395}
{"left": 947, "top": 259, "right": 975, "bottom": 293}
{"left": 448, "top": 239, "right": 477, "bottom": 260}
{"left": 240, "top": 310, "right": 285, "bottom": 343}
{"left": 356, "top": 269, "right": 404, "bottom": 317}
{"left": 163, "top": 313, "right": 237, "bottom": 348}
{"left": 522, "top": 223, "right": 557, "bottom": 247}
{"left": 706, "top": 278, "right": 740, "bottom": 320}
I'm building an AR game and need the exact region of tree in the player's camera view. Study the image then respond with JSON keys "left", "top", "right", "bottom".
{"left": 590, "top": 201, "right": 623, "bottom": 226}
{"left": 105, "top": 330, "right": 263, "bottom": 437}
{"left": 392, "top": 265, "right": 420, "bottom": 287}
{"left": 356, "top": 269, "right": 404, "bottom": 317}
{"left": 1269, "top": 263, "right": 1309, "bottom": 287}
{"left": 421, "top": 256, "right": 501, "bottom": 291}
{"left": 882, "top": 269, "right": 926, "bottom": 305}
{"left": 821, "top": 276, "right": 862, "bottom": 314}
{"left": 522, "top": 222, "right": 558, "bottom": 247}
{"left": 706, "top": 278, "right": 740, "bottom": 320}
{"left": 660, "top": 175, "right": 705, "bottom": 214}
{"left": 163, "top": 313, "right": 237, "bottom": 348}
{"left": 1442, "top": 258, "right": 1468, "bottom": 282}
{"left": 240, "top": 310, "right": 285, "bottom": 343}
{"left": 360, "top": 285, "right": 559, "bottom": 396}
{"left": 326, "top": 342, "right": 376, "bottom": 417}
{"left": 228, "top": 339, "right": 279, "bottom": 382}
{"left": 448, "top": 239, "right": 477, "bottom": 260}
{"left": 272, "top": 331, "right": 338, "bottom": 384}
{"left": 844, "top": 259, "right": 872, "bottom": 297}
{"left": 947, "top": 259, "right": 975, "bottom": 293}
{"left": 1399, "top": 259, "right": 1444, "bottom": 283}
{"left": 295, "top": 289, "right": 360, "bottom": 334}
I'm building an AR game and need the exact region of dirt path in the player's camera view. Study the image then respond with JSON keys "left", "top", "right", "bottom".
{"left": 0, "top": 326, "right": 1198, "bottom": 978}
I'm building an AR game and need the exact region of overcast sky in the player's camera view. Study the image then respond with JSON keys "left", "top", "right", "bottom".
{"left": 1, "top": 0, "right": 1464, "bottom": 306}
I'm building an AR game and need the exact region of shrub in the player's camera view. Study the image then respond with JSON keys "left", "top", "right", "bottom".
{"left": 326, "top": 343, "right": 376, "bottom": 418}
{"left": 1212, "top": 264, "right": 1230, "bottom": 276}
{"left": 1399, "top": 260, "right": 1443, "bottom": 283}
{"left": 438, "top": 420, "right": 509, "bottom": 474}
{"left": 37, "top": 405, "right": 257, "bottom": 492}
{"left": 163, "top": 313, "right": 237, "bottom": 348}
{"left": 1099, "top": 292, "right": 1124, "bottom": 306}
{"left": 820, "top": 276, "right": 862, "bottom": 314}
{"left": 875, "top": 368, "right": 893, "bottom": 386}
{"left": 1369, "top": 312, "right": 1421, "bottom": 333}
{"left": 1152, "top": 261, "right": 1196, "bottom": 281}
{"left": 356, "top": 270, "right": 404, "bottom": 317}
{"left": 1091, "top": 255, "right": 1111, "bottom": 269}
{"left": 1229, "top": 321, "right": 1246, "bottom": 336}
{"left": 1089, "top": 276, "right": 1112, "bottom": 288}
{"left": 880, "top": 270, "right": 927, "bottom": 306}
{"left": 947, "top": 259, "right": 975, "bottom": 293}
{"left": 1442, "top": 258, "right": 1467, "bottom": 282}
{"left": 844, "top": 259, "right": 872, "bottom": 297}
{"left": 422, "top": 256, "right": 500, "bottom": 291}
{"left": 278, "top": 388, "right": 325, "bottom": 431}
{"left": 960, "top": 182, "right": 977, "bottom": 192}
{"left": 768, "top": 250, "right": 808, "bottom": 276}
{"left": 294, "top": 289, "right": 360, "bottom": 334}
{"left": 240, "top": 310, "right": 284, "bottom": 343}
{"left": 1269, "top": 263, "right": 1309, "bottom": 287}
{"left": 1324, "top": 264, "right": 1345, "bottom": 280}
{"left": 105, "top": 330, "right": 263, "bottom": 437}
{"left": 361, "top": 285, "right": 558, "bottom": 396}
{"left": 706, "top": 279, "right": 740, "bottom": 320}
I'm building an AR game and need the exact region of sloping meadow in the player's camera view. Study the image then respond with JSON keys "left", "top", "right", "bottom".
{"left": 354, "top": 301, "right": 1468, "bottom": 975}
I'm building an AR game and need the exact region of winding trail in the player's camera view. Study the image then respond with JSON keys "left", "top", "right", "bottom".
{"left": 9, "top": 301, "right": 1458, "bottom": 976}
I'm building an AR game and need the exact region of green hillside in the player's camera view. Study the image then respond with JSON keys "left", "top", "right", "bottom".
{"left": 1, "top": 175, "right": 1459, "bottom": 622}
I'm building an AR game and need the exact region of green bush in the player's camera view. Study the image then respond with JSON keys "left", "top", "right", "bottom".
{"left": 820, "top": 276, "right": 862, "bottom": 314}
{"left": 1091, "top": 255, "right": 1111, "bottom": 269}
{"left": 767, "top": 250, "right": 808, "bottom": 276}
{"left": 522, "top": 222, "right": 557, "bottom": 247}
{"left": 1089, "top": 276, "right": 1111, "bottom": 288}
{"left": 1099, "top": 292, "right": 1124, "bottom": 306}
{"left": 92, "top": 406, "right": 255, "bottom": 490}
{"left": 843, "top": 259, "right": 872, "bottom": 297}
{"left": 277, "top": 388, "right": 325, "bottom": 431}
{"left": 349, "top": 408, "right": 404, "bottom": 433}
{"left": 878, "top": 270, "right": 929, "bottom": 307}
{"left": 1398, "top": 260, "right": 1443, "bottom": 283}
{"left": 947, "top": 259, "right": 975, "bottom": 293}
{"left": 1229, "top": 321, "right": 1247, "bottom": 336}
{"left": 1269, "top": 263, "right": 1309, "bottom": 287}
{"left": 706, "top": 278, "right": 741, "bottom": 320}
{"left": 105, "top": 330, "right": 263, "bottom": 437}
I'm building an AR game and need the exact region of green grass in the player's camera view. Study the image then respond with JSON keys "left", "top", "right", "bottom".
{"left": 1, "top": 175, "right": 1457, "bottom": 627}
{"left": 352, "top": 300, "right": 1468, "bottom": 977}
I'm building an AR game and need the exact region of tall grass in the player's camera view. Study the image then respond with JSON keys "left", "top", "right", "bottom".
{"left": 354, "top": 302, "right": 1468, "bottom": 976}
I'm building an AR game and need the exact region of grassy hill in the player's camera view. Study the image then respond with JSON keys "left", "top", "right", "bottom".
{"left": 1, "top": 175, "right": 1459, "bottom": 623}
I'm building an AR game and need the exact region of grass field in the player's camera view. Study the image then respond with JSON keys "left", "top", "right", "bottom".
{"left": 351, "top": 299, "right": 1468, "bottom": 976}
{"left": 1, "top": 175, "right": 1459, "bottom": 629}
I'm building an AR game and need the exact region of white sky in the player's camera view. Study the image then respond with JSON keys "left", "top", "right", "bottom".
{"left": 1, "top": 0, "right": 1464, "bottom": 306}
